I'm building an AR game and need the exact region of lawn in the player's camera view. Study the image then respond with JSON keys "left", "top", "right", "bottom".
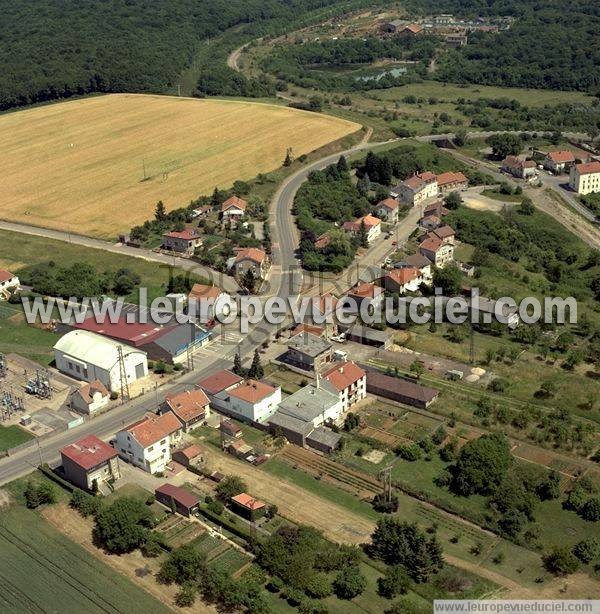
{"left": 0, "top": 425, "right": 33, "bottom": 452}
{"left": 0, "top": 506, "right": 170, "bottom": 613}
{"left": 0, "top": 310, "right": 59, "bottom": 365}
{"left": 0, "top": 93, "right": 359, "bottom": 238}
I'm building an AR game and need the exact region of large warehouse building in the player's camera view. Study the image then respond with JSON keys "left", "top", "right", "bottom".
{"left": 53, "top": 330, "right": 148, "bottom": 392}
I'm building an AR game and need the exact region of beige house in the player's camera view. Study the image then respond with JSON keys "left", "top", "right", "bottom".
{"left": 392, "top": 172, "right": 438, "bottom": 206}
{"left": 419, "top": 234, "right": 454, "bottom": 268}
{"left": 374, "top": 198, "right": 400, "bottom": 223}
{"left": 342, "top": 214, "right": 382, "bottom": 242}
{"left": 569, "top": 161, "right": 600, "bottom": 195}
{"left": 383, "top": 267, "right": 424, "bottom": 294}
{"left": 435, "top": 171, "right": 468, "bottom": 195}
{"left": 501, "top": 156, "right": 536, "bottom": 179}
{"left": 70, "top": 380, "right": 110, "bottom": 415}
{"left": 0, "top": 269, "right": 19, "bottom": 296}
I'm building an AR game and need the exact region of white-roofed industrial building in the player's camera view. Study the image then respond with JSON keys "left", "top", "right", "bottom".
{"left": 53, "top": 330, "right": 148, "bottom": 392}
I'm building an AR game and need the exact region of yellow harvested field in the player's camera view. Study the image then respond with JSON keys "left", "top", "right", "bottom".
{"left": 0, "top": 93, "right": 359, "bottom": 238}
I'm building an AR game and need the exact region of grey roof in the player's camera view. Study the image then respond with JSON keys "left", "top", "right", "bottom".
{"left": 346, "top": 325, "right": 392, "bottom": 343}
{"left": 403, "top": 253, "right": 431, "bottom": 269}
{"left": 306, "top": 427, "right": 342, "bottom": 449}
{"left": 467, "top": 297, "right": 518, "bottom": 317}
{"left": 366, "top": 371, "right": 439, "bottom": 403}
{"left": 278, "top": 384, "right": 340, "bottom": 423}
{"left": 268, "top": 411, "right": 314, "bottom": 436}
{"left": 387, "top": 19, "right": 405, "bottom": 27}
{"left": 144, "top": 323, "right": 210, "bottom": 357}
{"left": 287, "top": 332, "right": 332, "bottom": 358}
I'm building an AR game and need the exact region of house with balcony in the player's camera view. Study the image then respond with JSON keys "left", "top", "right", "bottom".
{"left": 320, "top": 361, "right": 366, "bottom": 411}
{"left": 60, "top": 435, "right": 121, "bottom": 491}
{"left": 391, "top": 172, "right": 438, "bottom": 206}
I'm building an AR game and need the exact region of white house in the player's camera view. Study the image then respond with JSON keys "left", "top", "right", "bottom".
{"left": 197, "top": 369, "right": 282, "bottom": 423}
{"left": 0, "top": 269, "right": 19, "bottom": 296}
{"left": 543, "top": 151, "right": 575, "bottom": 174}
{"left": 54, "top": 330, "right": 148, "bottom": 392}
{"left": 188, "top": 283, "right": 231, "bottom": 323}
{"left": 342, "top": 214, "right": 382, "bottom": 242}
{"left": 320, "top": 361, "right": 366, "bottom": 411}
{"left": 227, "top": 380, "right": 281, "bottom": 423}
{"left": 419, "top": 234, "right": 454, "bottom": 268}
{"left": 70, "top": 380, "right": 110, "bottom": 415}
{"left": 569, "top": 161, "right": 600, "bottom": 195}
{"left": 115, "top": 412, "right": 183, "bottom": 474}
{"left": 220, "top": 196, "right": 247, "bottom": 222}
{"left": 374, "top": 198, "right": 400, "bottom": 223}
{"left": 383, "top": 267, "right": 424, "bottom": 294}
{"left": 392, "top": 172, "right": 438, "bottom": 206}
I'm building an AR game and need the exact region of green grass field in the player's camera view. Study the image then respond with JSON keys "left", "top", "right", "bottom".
{"left": 0, "top": 425, "right": 33, "bottom": 452}
{"left": 0, "top": 506, "right": 170, "bottom": 613}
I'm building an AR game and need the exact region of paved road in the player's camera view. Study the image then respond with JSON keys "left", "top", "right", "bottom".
{"left": 0, "top": 219, "right": 240, "bottom": 294}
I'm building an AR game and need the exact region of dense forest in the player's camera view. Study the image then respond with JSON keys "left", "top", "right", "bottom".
{"left": 0, "top": 0, "right": 374, "bottom": 111}
{"left": 402, "top": 0, "right": 600, "bottom": 92}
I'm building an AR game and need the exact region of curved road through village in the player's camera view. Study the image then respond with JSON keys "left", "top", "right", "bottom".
{"left": 0, "top": 125, "right": 597, "bottom": 485}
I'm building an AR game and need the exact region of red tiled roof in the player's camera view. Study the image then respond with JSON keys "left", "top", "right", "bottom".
{"left": 419, "top": 235, "right": 443, "bottom": 252}
{"left": 164, "top": 229, "right": 200, "bottom": 240}
{"left": 232, "top": 492, "right": 266, "bottom": 510}
{"left": 73, "top": 317, "right": 166, "bottom": 346}
{"left": 404, "top": 172, "right": 436, "bottom": 190}
{"left": 155, "top": 483, "right": 199, "bottom": 509}
{"left": 575, "top": 161, "right": 600, "bottom": 175}
{"left": 386, "top": 267, "right": 420, "bottom": 285}
{"left": 228, "top": 380, "right": 277, "bottom": 404}
{"left": 175, "top": 444, "right": 203, "bottom": 460}
{"left": 0, "top": 269, "right": 16, "bottom": 283}
{"left": 377, "top": 198, "right": 399, "bottom": 211}
{"left": 422, "top": 214, "right": 441, "bottom": 224}
{"left": 61, "top": 435, "right": 117, "bottom": 471}
{"left": 124, "top": 413, "right": 181, "bottom": 448}
{"left": 547, "top": 150, "right": 575, "bottom": 164}
{"left": 221, "top": 196, "right": 248, "bottom": 212}
{"left": 436, "top": 171, "right": 468, "bottom": 187}
{"left": 403, "top": 23, "right": 423, "bottom": 34}
{"left": 322, "top": 361, "right": 365, "bottom": 392}
{"left": 311, "top": 293, "right": 338, "bottom": 316}
{"left": 75, "top": 380, "right": 109, "bottom": 405}
{"left": 348, "top": 282, "right": 382, "bottom": 299}
{"left": 165, "top": 389, "right": 209, "bottom": 424}
{"left": 291, "top": 323, "right": 325, "bottom": 337}
{"left": 198, "top": 370, "right": 244, "bottom": 395}
{"left": 432, "top": 225, "right": 455, "bottom": 240}
{"left": 314, "top": 233, "right": 331, "bottom": 250}
{"left": 503, "top": 156, "right": 535, "bottom": 170}
{"left": 234, "top": 247, "right": 266, "bottom": 264}
{"left": 188, "top": 283, "right": 222, "bottom": 300}
{"left": 220, "top": 419, "right": 242, "bottom": 435}
{"left": 342, "top": 214, "right": 381, "bottom": 232}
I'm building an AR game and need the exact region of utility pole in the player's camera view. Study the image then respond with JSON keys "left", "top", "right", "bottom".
{"left": 142, "top": 158, "right": 147, "bottom": 181}
{"left": 177, "top": 84, "right": 181, "bottom": 97}
{"left": 380, "top": 466, "right": 392, "bottom": 503}
{"left": 117, "top": 346, "right": 130, "bottom": 404}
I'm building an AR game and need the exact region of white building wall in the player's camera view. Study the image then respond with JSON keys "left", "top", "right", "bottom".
{"left": 228, "top": 389, "right": 282, "bottom": 423}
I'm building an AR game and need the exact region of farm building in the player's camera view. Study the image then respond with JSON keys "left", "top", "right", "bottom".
{"left": 53, "top": 330, "right": 148, "bottom": 392}
{"left": 306, "top": 427, "right": 342, "bottom": 454}
{"left": 72, "top": 317, "right": 211, "bottom": 364}
{"left": 70, "top": 380, "right": 110, "bottom": 415}
{"left": 365, "top": 370, "right": 439, "bottom": 408}
{"left": 155, "top": 483, "right": 200, "bottom": 517}
{"left": 160, "top": 388, "right": 210, "bottom": 432}
{"left": 60, "top": 435, "right": 120, "bottom": 491}
{"left": 286, "top": 332, "right": 333, "bottom": 371}
{"left": 230, "top": 492, "right": 266, "bottom": 521}
{"left": 115, "top": 412, "right": 183, "bottom": 474}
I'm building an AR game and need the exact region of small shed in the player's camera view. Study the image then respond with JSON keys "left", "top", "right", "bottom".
{"left": 155, "top": 483, "right": 200, "bottom": 517}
